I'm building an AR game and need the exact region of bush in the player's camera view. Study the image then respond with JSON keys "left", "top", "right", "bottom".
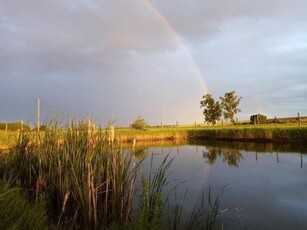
{"left": 130, "top": 116, "right": 148, "bottom": 130}
{"left": 250, "top": 114, "right": 267, "bottom": 124}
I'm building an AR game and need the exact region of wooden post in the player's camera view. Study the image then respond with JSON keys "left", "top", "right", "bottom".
{"left": 298, "top": 112, "right": 301, "bottom": 127}
{"left": 274, "top": 116, "right": 277, "bottom": 128}
{"left": 161, "top": 114, "right": 163, "bottom": 130}
{"left": 176, "top": 121, "right": 178, "bottom": 128}
{"left": 195, "top": 121, "right": 197, "bottom": 127}
{"left": 301, "top": 153, "right": 303, "bottom": 168}
{"left": 276, "top": 152, "right": 279, "bottom": 164}
{"left": 5, "top": 123, "right": 8, "bottom": 132}
{"left": 20, "top": 120, "right": 24, "bottom": 132}
{"left": 255, "top": 152, "right": 258, "bottom": 161}
{"left": 222, "top": 119, "right": 224, "bottom": 129}
{"left": 37, "top": 98, "right": 40, "bottom": 132}
{"left": 132, "top": 138, "right": 136, "bottom": 149}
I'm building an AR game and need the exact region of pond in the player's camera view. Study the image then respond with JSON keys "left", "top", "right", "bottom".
{"left": 131, "top": 141, "right": 307, "bottom": 230}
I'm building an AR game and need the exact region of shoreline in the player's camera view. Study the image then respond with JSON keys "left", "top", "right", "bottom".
{"left": 117, "top": 127, "right": 307, "bottom": 144}
{"left": 1, "top": 127, "right": 307, "bottom": 152}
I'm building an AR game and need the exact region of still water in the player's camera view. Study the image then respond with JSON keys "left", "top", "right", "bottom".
{"left": 132, "top": 141, "right": 307, "bottom": 229}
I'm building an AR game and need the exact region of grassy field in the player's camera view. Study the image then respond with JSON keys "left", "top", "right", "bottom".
{"left": 1, "top": 122, "right": 307, "bottom": 150}
{"left": 0, "top": 131, "right": 19, "bottom": 150}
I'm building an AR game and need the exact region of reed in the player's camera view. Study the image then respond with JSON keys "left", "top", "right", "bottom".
{"left": 135, "top": 153, "right": 174, "bottom": 230}
{"left": 1, "top": 120, "right": 138, "bottom": 229}
{"left": 186, "top": 186, "right": 226, "bottom": 230}
{"left": 0, "top": 120, "right": 227, "bottom": 229}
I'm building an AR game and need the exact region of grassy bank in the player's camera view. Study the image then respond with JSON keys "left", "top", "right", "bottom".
{"left": 115, "top": 125, "right": 307, "bottom": 144}
{"left": 1, "top": 124, "right": 307, "bottom": 152}
{"left": 116, "top": 128, "right": 189, "bottom": 142}
{"left": 188, "top": 127, "right": 307, "bottom": 143}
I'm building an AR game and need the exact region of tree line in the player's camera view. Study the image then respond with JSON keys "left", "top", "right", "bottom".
{"left": 200, "top": 91, "right": 242, "bottom": 125}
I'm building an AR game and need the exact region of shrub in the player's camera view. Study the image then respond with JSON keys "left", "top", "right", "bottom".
{"left": 130, "top": 116, "right": 148, "bottom": 130}
{"left": 250, "top": 114, "right": 267, "bottom": 124}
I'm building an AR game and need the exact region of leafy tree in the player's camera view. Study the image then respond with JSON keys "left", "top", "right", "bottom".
{"left": 200, "top": 93, "right": 222, "bottom": 125}
{"left": 130, "top": 116, "right": 148, "bottom": 130}
{"left": 220, "top": 91, "right": 242, "bottom": 124}
{"left": 250, "top": 114, "right": 267, "bottom": 124}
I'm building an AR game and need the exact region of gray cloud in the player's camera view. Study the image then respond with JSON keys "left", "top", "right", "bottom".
{"left": 1, "top": 0, "right": 307, "bottom": 125}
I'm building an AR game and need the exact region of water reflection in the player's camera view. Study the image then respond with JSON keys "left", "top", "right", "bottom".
{"left": 125, "top": 141, "right": 307, "bottom": 229}
{"left": 202, "top": 147, "right": 243, "bottom": 167}
{"left": 126, "top": 141, "right": 306, "bottom": 168}
{"left": 131, "top": 148, "right": 148, "bottom": 160}
{"left": 191, "top": 140, "right": 307, "bottom": 154}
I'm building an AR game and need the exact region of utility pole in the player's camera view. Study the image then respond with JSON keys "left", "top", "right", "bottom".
{"left": 37, "top": 98, "right": 40, "bottom": 132}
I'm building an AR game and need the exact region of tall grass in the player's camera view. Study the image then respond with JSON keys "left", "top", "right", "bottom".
{"left": 135, "top": 153, "right": 174, "bottom": 230}
{"left": 0, "top": 181, "right": 50, "bottom": 229}
{"left": 0, "top": 120, "right": 227, "bottom": 229}
{"left": 186, "top": 186, "right": 226, "bottom": 230}
{"left": 1, "top": 120, "right": 138, "bottom": 229}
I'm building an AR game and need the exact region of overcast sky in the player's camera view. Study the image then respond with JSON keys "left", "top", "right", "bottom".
{"left": 1, "top": 0, "right": 307, "bottom": 126}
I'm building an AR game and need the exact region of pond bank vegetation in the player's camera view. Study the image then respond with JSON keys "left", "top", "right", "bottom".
{"left": 0, "top": 121, "right": 227, "bottom": 229}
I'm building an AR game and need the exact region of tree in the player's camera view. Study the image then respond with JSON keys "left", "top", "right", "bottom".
{"left": 200, "top": 93, "right": 222, "bottom": 125}
{"left": 220, "top": 91, "right": 242, "bottom": 124}
{"left": 130, "top": 116, "right": 148, "bottom": 130}
{"left": 250, "top": 114, "right": 267, "bottom": 124}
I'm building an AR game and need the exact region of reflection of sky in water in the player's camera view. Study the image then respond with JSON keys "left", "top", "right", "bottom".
{"left": 137, "top": 144, "right": 307, "bottom": 229}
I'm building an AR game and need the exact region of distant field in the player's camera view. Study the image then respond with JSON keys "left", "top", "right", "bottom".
{"left": 0, "top": 131, "right": 19, "bottom": 150}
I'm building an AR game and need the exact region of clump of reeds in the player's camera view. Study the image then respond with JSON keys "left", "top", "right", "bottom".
{"left": 0, "top": 119, "right": 229, "bottom": 229}
{"left": 186, "top": 186, "right": 226, "bottom": 230}
{"left": 135, "top": 154, "right": 174, "bottom": 230}
{"left": 1, "top": 120, "right": 138, "bottom": 229}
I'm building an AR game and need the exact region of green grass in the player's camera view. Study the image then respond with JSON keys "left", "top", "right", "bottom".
{"left": 188, "top": 127, "right": 307, "bottom": 143}
{"left": 116, "top": 123, "right": 307, "bottom": 144}
{"left": 0, "top": 181, "right": 50, "bottom": 229}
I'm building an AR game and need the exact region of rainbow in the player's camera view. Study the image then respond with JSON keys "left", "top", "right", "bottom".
{"left": 141, "top": 0, "right": 209, "bottom": 93}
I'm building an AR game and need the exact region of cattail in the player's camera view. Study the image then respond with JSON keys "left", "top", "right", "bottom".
{"left": 62, "top": 191, "right": 70, "bottom": 213}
